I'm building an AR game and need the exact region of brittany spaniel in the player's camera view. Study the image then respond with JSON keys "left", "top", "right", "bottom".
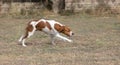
{"left": 19, "top": 19, "right": 74, "bottom": 47}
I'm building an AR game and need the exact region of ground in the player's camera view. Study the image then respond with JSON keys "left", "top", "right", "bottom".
{"left": 0, "top": 15, "right": 120, "bottom": 65}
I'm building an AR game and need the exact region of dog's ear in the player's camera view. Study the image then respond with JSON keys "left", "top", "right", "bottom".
{"left": 60, "top": 26, "right": 65, "bottom": 32}
{"left": 54, "top": 23, "right": 64, "bottom": 33}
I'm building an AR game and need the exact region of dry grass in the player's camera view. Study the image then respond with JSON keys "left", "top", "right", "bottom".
{"left": 0, "top": 15, "right": 120, "bottom": 65}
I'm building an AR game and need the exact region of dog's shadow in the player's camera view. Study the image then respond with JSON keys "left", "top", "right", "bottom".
{"left": 18, "top": 42, "right": 33, "bottom": 46}
{"left": 18, "top": 41, "right": 50, "bottom": 46}
{"left": 27, "top": 42, "right": 54, "bottom": 46}
{"left": 25, "top": 42, "right": 33, "bottom": 46}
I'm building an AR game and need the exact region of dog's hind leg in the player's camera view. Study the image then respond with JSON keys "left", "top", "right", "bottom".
{"left": 22, "top": 31, "right": 29, "bottom": 47}
{"left": 18, "top": 35, "right": 24, "bottom": 43}
{"left": 21, "top": 29, "right": 36, "bottom": 47}
{"left": 18, "top": 30, "right": 28, "bottom": 47}
{"left": 20, "top": 24, "right": 36, "bottom": 47}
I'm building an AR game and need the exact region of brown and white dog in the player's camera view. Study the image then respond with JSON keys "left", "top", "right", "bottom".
{"left": 19, "top": 19, "right": 74, "bottom": 47}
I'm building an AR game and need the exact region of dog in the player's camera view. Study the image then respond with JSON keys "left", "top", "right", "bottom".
{"left": 19, "top": 19, "right": 74, "bottom": 47}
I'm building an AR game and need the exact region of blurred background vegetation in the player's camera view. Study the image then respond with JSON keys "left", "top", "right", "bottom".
{"left": 0, "top": 0, "right": 120, "bottom": 18}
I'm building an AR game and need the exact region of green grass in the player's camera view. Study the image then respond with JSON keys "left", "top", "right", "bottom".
{"left": 0, "top": 15, "right": 120, "bottom": 65}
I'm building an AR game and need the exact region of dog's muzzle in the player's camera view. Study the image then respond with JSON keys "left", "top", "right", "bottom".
{"left": 70, "top": 31, "right": 74, "bottom": 37}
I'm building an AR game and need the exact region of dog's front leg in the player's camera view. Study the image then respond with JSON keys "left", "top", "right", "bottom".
{"left": 56, "top": 34, "right": 73, "bottom": 43}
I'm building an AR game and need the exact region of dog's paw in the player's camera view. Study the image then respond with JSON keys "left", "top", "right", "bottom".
{"left": 18, "top": 39, "right": 21, "bottom": 43}
{"left": 22, "top": 44, "right": 27, "bottom": 47}
{"left": 68, "top": 40, "right": 73, "bottom": 43}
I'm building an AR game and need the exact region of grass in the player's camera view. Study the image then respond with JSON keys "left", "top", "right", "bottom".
{"left": 0, "top": 14, "right": 120, "bottom": 65}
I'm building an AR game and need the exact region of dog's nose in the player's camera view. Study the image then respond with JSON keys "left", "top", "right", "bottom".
{"left": 72, "top": 33, "right": 74, "bottom": 35}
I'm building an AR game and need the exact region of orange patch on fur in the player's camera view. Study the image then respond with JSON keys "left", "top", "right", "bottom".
{"left": 23, "top": 23, "right": 34, "bottom": 39}
{"left": 54, "top": 23, "right": 64, "bottom": 33}
{"left": 26, "top": 24, "right": 33, "bottom": 32}
{"left": 36, "top": 21, "right": 46, "bottom": 31}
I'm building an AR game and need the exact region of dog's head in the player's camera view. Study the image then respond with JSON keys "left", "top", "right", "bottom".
{"left": 54, "top": 23, "right": 74, "bottom": 37}
{"left": 61, "top": 26, "right": 74, "bottom": 37}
